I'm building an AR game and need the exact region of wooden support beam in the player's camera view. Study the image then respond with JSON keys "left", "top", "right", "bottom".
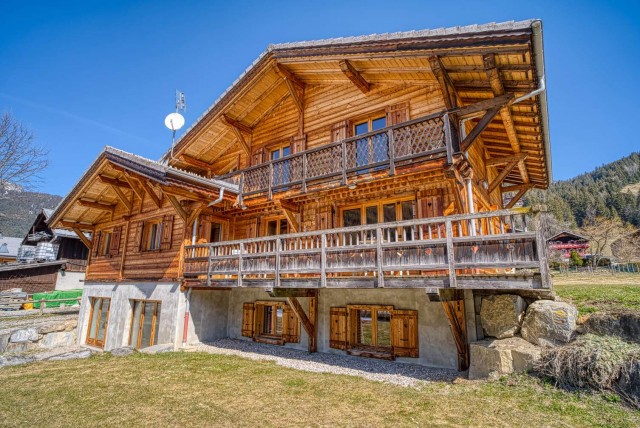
{"left": 286, "top": 297, "right": 316, "bottom": 353}
{"left": 223, "top": 114, "right": 252, "bottom": 156}
{"left": 186, "top": 203, "right": 205, "bottom": 229}
{"left": 109, "top": 184, "right": 132, "bottom": 211}
{"left": 453, "top": 94, "right": 514, "bottom": 119}
{"left": 120, "top": 171, "right": 145, "bottom": 202}
{"left": 505, "top": 184, "right": 533, "bottom": 209}
{"left": 180, "top": 154, "right": 214, "bottom": 173}
{"left": 500, "top": 183, "right": 533, "bottom": 193}
{"left": 309, "top": 295, "right": 318, "bottom": 353}
{"left": 488, "top": 157, "right": 522, "bottom": 193}
{"left": 276, "top": 200, "right": 300, "bottom": 233}
{"left": 275, "top": 64, "right": 305, "bottom": 112}
{"left": 59, "top": 221, "right": 94, "bottom": 231}
{"left": 429, "top": 56, "right": 458, "bottom": 109}
{"left": 483, "top": 53, "right": 529, "bottom": 184}
{"left": 439, "top": 289, "right": 469, "bottom": 371}
{"left": 167, "top": 194, "right": 188, "bottom": 222}
{"left": 138, "top": 178, "right": 162, "bottom": 209}
{"left": 98, "top": 175, "right": 131, "bottom": 189}
{"left": 268, "top": 289, "right": 318, "bottom": 298}
{"left": 460, "top": 106, "right": 501, "bottom": 152}
{"left": 338, "top": 59, "right": 370, "bottom": 94}
{"left": 486, "top": 153, "right": 527, "bottom": 167}
{"left": 77, "top": 199, "right": 116, "bottom": 213}
{"left": 71, "top": 227, "right": 92, "bottom": 249}
{"left": 448, "top": 178, "right": 465, "bottom": 214}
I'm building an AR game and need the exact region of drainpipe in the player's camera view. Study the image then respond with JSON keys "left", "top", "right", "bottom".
{"left": 208, "top": 188, "right": 224, "bottom": 207}
{"left": 182, "top": 287, "right": 192, "bottom": 348}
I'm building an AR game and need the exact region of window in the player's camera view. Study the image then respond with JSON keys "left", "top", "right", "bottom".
{"left": 354, "top": 116, "right": 387, "bottom": 170}
{"left": 210, "top": 222, "right": 222, "bottom": 243}
{"left": 242, "top": 301, "right": 300, "bottom": 345}
{"left": 271, "top": 144, "right": 291, "bottom": 188}
{"left": 264, "top": 217, "right": 288, "bottom": 236}
{"left": 86, "top": 297, "right": 110, "bottom": 348}
{"left": 353, "top": 307, "right": 392, "bottom": 349}
{"left": 143, "top": 221, "right": 163, "bottom": 251}
{"left": 129, "top": 300, "right": 161, "bottom": 349}
{"left": 340, "top": 198, "right": 416, "bottom": 243}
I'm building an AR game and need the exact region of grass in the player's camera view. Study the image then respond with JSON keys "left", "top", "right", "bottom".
{"left": 553, "top": 274, "right": 640, "bottom": 316}
{"left": 1, "top": 352, "right": 639, "bottom": 427}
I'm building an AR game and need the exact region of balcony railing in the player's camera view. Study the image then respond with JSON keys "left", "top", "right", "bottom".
{"left": 183, "top": 209, "right": 550, "bottom": 290}
{"left": 218, "top": 112, "right": 455, "bottom": 201}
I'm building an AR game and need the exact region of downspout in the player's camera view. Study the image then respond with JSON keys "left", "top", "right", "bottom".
{"left": 208, "top": 187, "right": 225, "bottom": 207}
{"left": 182, "top": 287, "right": 192, "bottom": 348}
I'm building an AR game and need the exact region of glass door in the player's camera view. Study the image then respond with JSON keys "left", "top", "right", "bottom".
{"left": 86, "top": 297, "right": 110, "bottom": 348}
{"left": 129, "top": 300, "right": 161, "bottom": 349}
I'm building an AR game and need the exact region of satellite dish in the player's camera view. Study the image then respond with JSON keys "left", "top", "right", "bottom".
{"left": 164, "top": 112, "right": 185, "bottom": 131}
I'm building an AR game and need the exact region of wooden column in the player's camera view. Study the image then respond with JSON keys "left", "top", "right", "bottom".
{"left": 439, "top": 289, "right": 469, "bottom": 371}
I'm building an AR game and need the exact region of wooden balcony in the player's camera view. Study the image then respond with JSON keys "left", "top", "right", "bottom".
{"left": 219, "top": 112, "right": 455, "bottom": 201}
{"left": 183, "top": 209, "right": 550, "bottom": 290}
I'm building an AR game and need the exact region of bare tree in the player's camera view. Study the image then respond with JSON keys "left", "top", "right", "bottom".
{"left": 0, "top": 112, "right": 49, "bottom": 192}
{"left": 612, "top": 231, "right": 640, "bottom": 264}
{"left": 580, "top": 216, "right": 633, "bottom": 266}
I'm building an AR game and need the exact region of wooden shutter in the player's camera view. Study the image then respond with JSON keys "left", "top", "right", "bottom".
{"left": 92, "top": 231, "right": 102, "bottom": 257}
{"left": 251, "top": 147, "right": 265, "bottom": 166}
{"left": 160, "top": 215, "right": 174, "bottom": 250}
{"left": 134, "top": 221, "right": 145, "bottom": 252}
{"left": 242, "top": 303, "right": 255, "bottom": 337}
{"left": 330, "top": 120, "right": 350, "bottom": 143}
{"left": 290, "top": 134, "right": 307, "bottom": 154}
{"left": 329, "top": 307, "right": 347, "bottom": 350}
{"left": 109, "top": 226, "right": 122, "bottom": 256}
{"left": 254, "top": 304, "right": 264, "bottom": 337}
{"left": 386, "top": 102, "right": 409, "bottom": 126}
{"left": 246, "top": 218, "right": 259, "bottom": 238}
{"left": 391, "top": 309, "right": 419, "bottom": 358}
{"left": 282, "top": 304, "right": 300, "bottom": 343}
{"left": 417, "top": 196, "right": 443, "bottom": 218}
{"left": 316, "top": 209, "right": 332, "bottom": 231}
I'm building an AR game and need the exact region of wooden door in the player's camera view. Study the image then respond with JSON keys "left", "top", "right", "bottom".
{"left": 391, "top": 310, "right": 419, "bottom": 357}
{"left": 86, "top": 297, "right": 111, "bottom": 348}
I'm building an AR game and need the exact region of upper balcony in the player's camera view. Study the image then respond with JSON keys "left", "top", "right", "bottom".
{"left": 183, "top": 208, "right": 551, "bottom": 291}
{"left": 218, "top": 111, "right": 457, "bottom": 203}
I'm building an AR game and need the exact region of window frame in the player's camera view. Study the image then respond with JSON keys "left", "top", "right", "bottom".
{"left": 128, "top": 299, "right": 162, "bottom": 350}
{"left": 143, "top": 219, "right": 163, "bottom": 252}
{"left": 339, "top": 196, "right": 416, "bottom": 226}
{"left": 262, "top": 216, "right": 289, "bottom": 237}
{"left": 347, "top": 304, "right": 394, "bottom": 351}
{"left": 101, "top": 231, "right": 112, "bottom": 256}
{"left": 86, "top": 297, "right": 111, "bottom": 348}
{"left": 254, "top": 301, "right": 287, "bottom": 342}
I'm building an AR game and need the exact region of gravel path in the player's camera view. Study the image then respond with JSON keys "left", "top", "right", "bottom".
{"left": 189, "top": 338, "right": 459, "bottom": 387}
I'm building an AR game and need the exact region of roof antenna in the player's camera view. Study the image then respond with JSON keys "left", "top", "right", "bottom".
{"left": 165, "top": 90, "right": 187, "bottom": 162}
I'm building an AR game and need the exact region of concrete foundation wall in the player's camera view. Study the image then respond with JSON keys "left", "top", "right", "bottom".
{"left": 55, "top": 271, "right": 85, "bottom": 291}
{"left": 78, "top": 282, "right": 184, "bottom": 351}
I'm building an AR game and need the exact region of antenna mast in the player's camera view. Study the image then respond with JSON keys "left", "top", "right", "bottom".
{"left": 165, "top": 90, "right": 187, "bottom": 162}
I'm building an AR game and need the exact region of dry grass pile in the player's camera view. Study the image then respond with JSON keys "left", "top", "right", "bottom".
{"left": 536, "top": 334, "right": 640, "bottom": 408}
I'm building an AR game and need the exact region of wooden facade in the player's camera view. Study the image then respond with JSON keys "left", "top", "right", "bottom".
{"left": 49, "top": 20, "right": 552, "bottom": 367}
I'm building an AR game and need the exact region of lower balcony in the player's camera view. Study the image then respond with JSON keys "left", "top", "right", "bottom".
{"left": 183, "top": 209, "right": 550, "bottom": 290}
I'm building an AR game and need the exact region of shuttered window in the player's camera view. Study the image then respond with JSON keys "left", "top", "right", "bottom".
{"left": 241, "top": 301, "right": 299, "bottom": 344}
{"left": 391, "top": 309, "right": 419, "bottom": 358}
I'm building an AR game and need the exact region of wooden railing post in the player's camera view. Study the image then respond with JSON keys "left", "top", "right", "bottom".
{"left": 207, "top": 245, "right": 212, "bottom": 287}
{"left": 445, "top": 219, "right": 457, "bottom": 288}
{"left": 275, "top": 238, "right": 281, "bottom": 288}
{"left": 302, "top": 153, "right": 307, "bottom": 193}
{"left": 376, "top": 227, "right": 384, "bottom": 288}
{"left": 341, "top": 140, "right": 347, "bottom": 185}
{"left": 268, "top": 164, "right": 274, "bottom": 200}
{"left": 443, "top": 113, "right": 454, "bottom": 166}
{"left": 320, "top": 234, "right": 327, "bottom": 288}
{"left": 238, "top": 172, "right": 244, "bottom": 208}
{"left": 534, "top": 213, "right": 551, "bottom": 289}
{"left": 387, "top": 129, "right": 395, "bottom": 176}
{"left": 238, "top": 243, "right": 244, "bottom": 287}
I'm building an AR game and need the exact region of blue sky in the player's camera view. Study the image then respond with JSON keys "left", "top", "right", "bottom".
{"left": 1, "top": 0, "right": 639, "bottom": 196}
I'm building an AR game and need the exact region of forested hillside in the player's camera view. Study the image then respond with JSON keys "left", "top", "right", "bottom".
{"left": 524, "top": 152, "right": 640, "bottom": 228}
{"left": 0, "top": 190, "right": 62, "bottom": 237}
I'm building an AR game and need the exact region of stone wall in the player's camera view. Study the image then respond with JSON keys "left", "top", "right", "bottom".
{"left": 0, "top": 317, "right": 78, "bottom": 354}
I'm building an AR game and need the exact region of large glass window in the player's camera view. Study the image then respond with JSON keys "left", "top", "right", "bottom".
{"left": 271, "top": 144, "right": 291, "bottom": 188}
{"left": 129, "top": 300, "right": 161, "bottom": 349}
{"left": 354, "top": 116, "right": 387, "bottom": 170}
{"left": 86, "top": 297, "right": 110, "bottom": 348}
{"left": 340, "top": 199, "right": 415, "bottom": 242}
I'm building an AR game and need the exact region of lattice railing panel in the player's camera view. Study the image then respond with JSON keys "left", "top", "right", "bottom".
{"left": 306, "top": 145, "right": 343, "bottom": 179}
{"left": 392, "top": 117, "right": 445, "bottom": 158}
{"left": 244, "top": 165, "right": 269, "bottom": 193}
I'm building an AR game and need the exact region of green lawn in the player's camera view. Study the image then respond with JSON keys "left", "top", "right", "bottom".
{"left": 553, "top": 274, "right": 640, "bottom": 315}
{"left": 1, "top": 352, "right": 638, "bottom": 427}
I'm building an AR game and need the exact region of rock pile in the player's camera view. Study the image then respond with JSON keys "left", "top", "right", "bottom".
{"left": 469, "top": 295, "right": 577, "bottom": 380}
{"left": 0, "top": 318, "right": 77, "bottom": 354}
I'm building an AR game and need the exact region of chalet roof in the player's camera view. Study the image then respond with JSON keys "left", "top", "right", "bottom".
{"left": 161, "top": 19, "right": 551, "bottom": 187}
{"left": 0, "top": 259, "right": 66, "bottom": 273}
{"left": 48, "top": 146, "right": 239, "bottom": 228}
{"left": 547, "top": 231, "right": 590, "bottom": 242}
{"left": 0, "top": 236, "right": 22, "bottom": 258}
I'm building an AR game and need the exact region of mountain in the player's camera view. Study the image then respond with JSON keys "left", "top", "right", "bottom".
{"left": 524, "top": 152, "right": 640, "bottom": 228}
{"left": 0, "top": 190, "right": 63, "bottom": 238}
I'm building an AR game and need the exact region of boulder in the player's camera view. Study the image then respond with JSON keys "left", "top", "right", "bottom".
{"left": 480, "top": 295, "right": 527, "bottom": 339}
{"left": 4, "top": 341, "right": 39, "bottom": 353}
{"left": 10, "top": 328, "right": 39, "bottom": 343}
{"left": 45, "top": 349, "right": 92, "bottom": 361}
{"left": 521, "top": 300, "right": 577, "bottom": 346}
{"left": 40, "top": 331, "right": 77, "bottom": 349}
{"left": 468, "top": 337, "right": 542, "bottom": 380}
{"left": 584, "top": 311, "right": 640, "bottom": 344}
{"left": 37, "top": 319, "right": 77, "bottom": 334}
{"left": 0, "top": 332, "right": 10, "bottom": 353}
{"left": 0, "top": 354, "right": 36, "bottom": 368}
{"left": 111, "top": 346, "right": 135, "bottom": 357}
{"left": 139, "top": 344, "right": 173, "bottom": 355}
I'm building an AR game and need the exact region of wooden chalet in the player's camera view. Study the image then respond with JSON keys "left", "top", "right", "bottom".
{"left": 49, "top": 20, "right": 551, "bottom": 370}
{"left": 547, "top": 231, "right": 590, "bottom": 260}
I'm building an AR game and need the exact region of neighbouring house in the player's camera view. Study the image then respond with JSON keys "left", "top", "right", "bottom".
{"left": 48, "top": 20, "right": 551, "bottom": 370}
{"left": 0, "top": 209, "right": 90, "bottom": 293}
{"left": 0, "top": 235, "right": 22, "bottom": 264}
{"left": 546, "top": 231, "right": 590, "bottom": 260}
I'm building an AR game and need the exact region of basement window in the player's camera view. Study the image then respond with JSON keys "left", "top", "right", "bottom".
{"left": 129, "top": 300, "right": 161, "bottom": 349}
